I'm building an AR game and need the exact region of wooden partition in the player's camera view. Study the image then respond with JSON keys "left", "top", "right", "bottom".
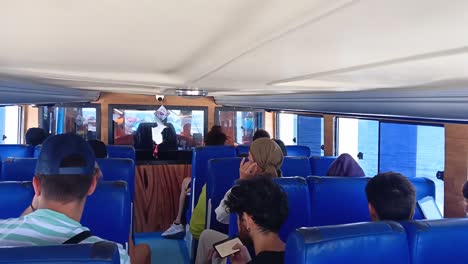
{"left": 134, "top": 163, "right": 191, "bottom": 232}
{"left": 444, "top": 124, "right": 468, "bottom": 217}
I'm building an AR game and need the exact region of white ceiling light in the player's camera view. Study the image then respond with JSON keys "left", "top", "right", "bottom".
{"left": 175, "top": 88, "right": 208, "bottom": 97}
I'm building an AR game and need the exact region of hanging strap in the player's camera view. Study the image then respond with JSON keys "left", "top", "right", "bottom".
{"left": 63, "top": 231, "right": 93, "bottom": 244}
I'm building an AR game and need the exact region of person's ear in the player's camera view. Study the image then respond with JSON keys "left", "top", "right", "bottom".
{"left": 32, "top": 176, "right": 41, "bottom": 196}
{"left": 87, "top": 174, "right": 98, "bottom": 196}
{"left": 368, "top": 203, "right": 379, "bottom": 221}
{"left": 243, "top": 213, "right": 255, "bottom": 232}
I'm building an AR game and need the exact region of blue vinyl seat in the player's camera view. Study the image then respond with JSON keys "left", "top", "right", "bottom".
{"left": 106, "top": 145, "right": 136, "bottom": 160}
{"left": 0, "top": 241, "right": 120, "bottom": 263}
{"left": 402, "top": 218, "right": 468, "bottom": 264}
{"left": 0, "top": 181, "right": 34, "bottom": 219}
{"left": 1, "top": 158, "right": 36, "bottom": 181}
{"left": 82, "top": 181, "right": 131, "bottom": 247}
{"left": 281, "top": 157, "right": 311, "bottom": 177}
{"left": 285, "top": 145, "right": 311, "bottom": 157}
{"left": 190, "top": 146, "right": 237, "bottom": 212}
{"left": 285, "top": 221, "right": 410, "bottom": 264}
{"left": 0, "top": 145, "right": 34, "bottom": 178}
{"left": 309, "top": 156, "right": 337, "bottom": 176}
{"left": 96, "top": 158, "right": 135, "bottom": 200}
{"left": 206, "top": 157, "right": 242, "bottom": 233}
{"left": 236, "top": 145, "right": 250, "bottom": 156}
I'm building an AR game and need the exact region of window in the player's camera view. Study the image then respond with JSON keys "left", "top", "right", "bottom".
{"left": 337, "top": 118, "right": 379, "bottom": 176}
{"left": 110, "top": 105, "right": 207, "bottom": 148}
{"left": 277, "top": 113, "right": 324, "bottom": 156}
{"left": 0, "top": 106, "right": 21, "bottom": 144}
{"left": 337, "top": 117, "right": 445, "bottom": 212}
{"left": 216, "top": 108, "right": 263, "bottom": 145}
{"left": 39, "top": 104, "right": 100, "bottom": 140}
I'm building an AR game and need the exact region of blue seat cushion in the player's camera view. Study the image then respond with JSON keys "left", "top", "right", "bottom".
{"left": 281, "top": 157, "right": 311, "bottom": 177}
{"left": 96, "top": 158, "right": 135, "bottom": 201}
{"left": 106, "top": 145, "right": 136, "bottom": 160}
{"left": 285, "top": 221, "right": 410, "bottom": 264}
{"left": 0, "top": 241, "right": 120, "bottom": 263}
{"left": 309, "top": 156, "right": 337, "bottom": 176}
{"left": 285, "top": 146, "right": 311, "bottom": 157}
{"left": 0, "top": 181, "right": 34, "bottom": 219}
{"left": 1, "top": 158, "right": 37, "bottom": 181}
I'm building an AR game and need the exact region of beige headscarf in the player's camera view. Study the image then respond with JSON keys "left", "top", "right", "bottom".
{"left": 249, "top": 138, "right": 284, "bottom": 177}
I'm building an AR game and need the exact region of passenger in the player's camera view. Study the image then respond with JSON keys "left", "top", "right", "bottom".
{"left": 195, "top": 138, "right": 284, "bottom": 264}
{"left": 252, "top": 129, "right": 270, "bottom": 142}
{"left": 87, "top": 139, "right": 108, "bottom": 158}
{"left": 463, "top": 181, "right": 468, "bottom": 216}
{"left": 25, "top": 127, "right": 48, "bottom": 146}
{"left": 181, "top": 123, "right": 192, "bottom": 139}
{"left": 162, "top": 125, "right": 227, "bottom": 239}
{"left": 0, "top": 134, "right": 132, "bottom": 263}
{"left": 273, "top": 139, "right": 287, "bottom": 156}
{"left": 157, "top": 123, "right": 178, "bottom": 153}
{"left": 223, "top": 177, "right": 288, "bottom": 264}
{"left": 365, "top": 172, "right": 416, "bottom": 221}
{"left": 326, "top": 153, "right": 365, "bottom": 177}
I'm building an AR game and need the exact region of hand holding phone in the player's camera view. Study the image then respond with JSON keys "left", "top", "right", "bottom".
{"left": 213, "top": 237, "right": 243, "bottom": 259}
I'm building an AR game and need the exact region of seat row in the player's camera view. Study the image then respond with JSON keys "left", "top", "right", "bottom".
{"left": 0, "top": 181, "right": 131, "bottom": 248}
{"left": 0, "top": 144, "right": 136, "bottom": 161}
{"left": 285, "top": 218, "right": 468, "bottom": 264}
{"left": 211, "top": 176, "right": 435, "bottom": 239}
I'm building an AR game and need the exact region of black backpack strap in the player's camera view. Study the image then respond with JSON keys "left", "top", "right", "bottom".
{"left": 63, "top": 231, "right": 93, "bottom": 244}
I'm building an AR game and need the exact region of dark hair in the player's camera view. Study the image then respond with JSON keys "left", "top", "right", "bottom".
{"left": 134, "top": 123, "right": 157, "bottom": 150}
{"left": 37, "top": 154, "right": 93, "bottom": 202}
{"left": 253, "top": 129, "right": 270, "bottom": 141}
{"left": 87, "top": 140, "right": 107, "bottom": 158}
{"left": 205, "top": 125, "right": 227, "bottom": 146}
{"left": 162, "top": 123, "right": 177, "bottom": 144}
{"left": 365, "top": 172, "right": 416, "bottom": 221}
{"left": 225, "top": 177, "right": 288, "bottom": 233}
{"left": 273, "top": 139, "right": 287, "bottom": 156}
{"left": 25, "top": 128, "right": 48, "bottom": 146}
{"left": 463, "top": 181, "right": 468, "bottom": 199}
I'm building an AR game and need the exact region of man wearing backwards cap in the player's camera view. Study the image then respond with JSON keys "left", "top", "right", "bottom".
{"left": 0, "top": 134, "right": 130, "bottom": 263}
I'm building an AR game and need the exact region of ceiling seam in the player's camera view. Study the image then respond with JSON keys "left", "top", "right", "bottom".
{"left": 188, "top": 0, "right": 359, "bottom": 84}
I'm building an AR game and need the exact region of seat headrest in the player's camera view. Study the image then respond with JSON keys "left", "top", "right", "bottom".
{"left": 285, "top": 146, "right": 311, "bottom": 157}
{"left": 286, "top": 221, "right": 409, "bottom": 264}
{"left": 402, "top": 218, "right": 468, "bottom": 264}
{"left": 281, "top": 157, "right": 311, "bottom": 177}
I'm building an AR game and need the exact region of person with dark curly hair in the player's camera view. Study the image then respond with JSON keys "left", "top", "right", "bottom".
{"left": 224, "top": 177, "right": 288, "bottom": 264}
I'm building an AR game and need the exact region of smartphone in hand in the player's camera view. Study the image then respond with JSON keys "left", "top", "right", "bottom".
{"left": 213, "top": 237, "right": 243, "bottom": 258}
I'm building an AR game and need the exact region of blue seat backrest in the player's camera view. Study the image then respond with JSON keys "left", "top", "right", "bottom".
{"left": 0, "top": 145, "right": 34, "bottom": 161}
{"left": 0, "top": 241, "right": 120, "bottom": 263}
{"left": 236, "top": 145, "right": 249, "bottom": 156}
{"left": 81, "top": 181, "right": 131, "bottom": 247}
{"left": 407, "top": 177, "right": 436, "bottom": 220}
{"left": 97, "top": 158, "right": 135, "bottom": 201}
{"left": 401, "top": 218, "right": 468, "bottom": 264}
{"left": 33, "top": 145, "right": 41, "bottom": 157}
{"left": 307, "top": 176, "right": 371, "bottom": 226}
{"left": 1, "top": 158, "right": 37, "bottom": 181}
{"left": 107, "top": 145, "right": 136, "bottom": 160}
{"left": 229, "top": 177, "right": 311, "bottom": 242}
{"left": 191, "top": 146, "right": 237, "bottom": 210}
{"left": 309, "top": 156, "right": 337, "bottom": 176}
{"left": 0, "top": 181, "right": 34, "bottom": 219}
{"left": 275, "top": 177, "right": 312, "bottom": 241}
{"left": 285, "top": 145, "right": 311, "bottom": 157}
{"left": 285, "top": 221, "right": 410, "bottom": 264}
{"left": 0, "top": 145, "right": 34, "bottom": 178}
{"left": 206, "top": 157, "right": 242, "bottom": 233}
{"left": 281, "top": 157, "right": 311, "bottom": 177}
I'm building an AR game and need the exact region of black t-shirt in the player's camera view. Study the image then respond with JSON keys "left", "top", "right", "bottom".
{"left": 250, "top": 251, "right": 285, "bottom": 264}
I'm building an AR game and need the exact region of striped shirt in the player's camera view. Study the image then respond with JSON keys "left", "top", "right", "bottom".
{"left": 0, "top": 209, "right": 130, "bottom": 264}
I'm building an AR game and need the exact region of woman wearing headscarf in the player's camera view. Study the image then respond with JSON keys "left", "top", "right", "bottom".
{"left": 195, "top": 138, "right": 284, "bottom": 264}
{"left": 326, "top": 153, "right": 366, "bottom": 177}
